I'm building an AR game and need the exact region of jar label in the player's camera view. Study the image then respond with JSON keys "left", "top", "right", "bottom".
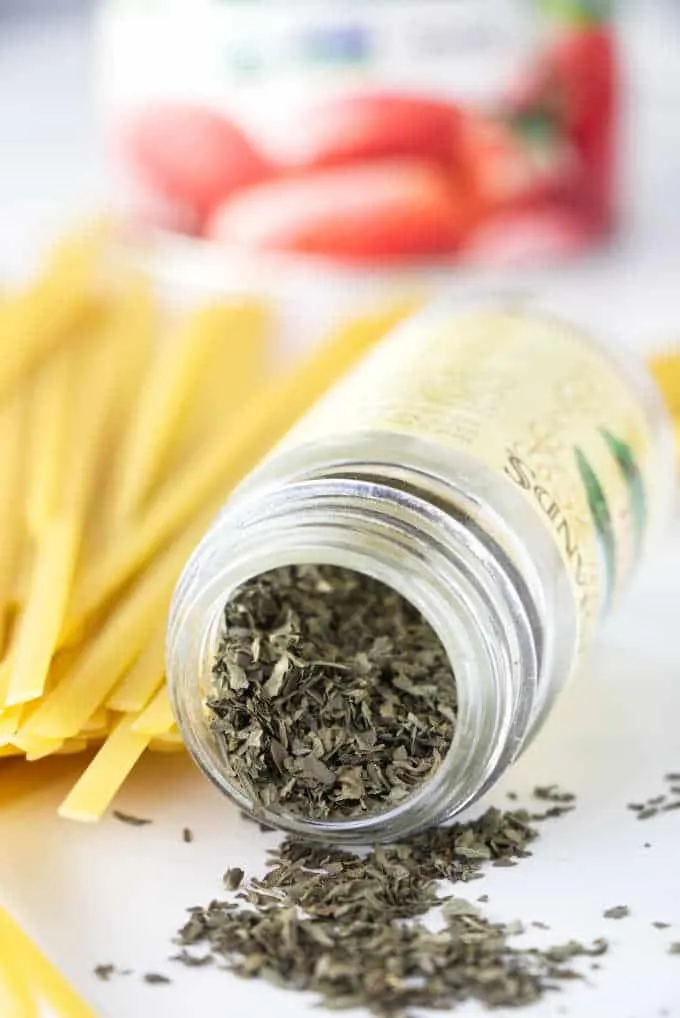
{"left": 101, "top": 0, "right": 616, "bottom": 267}
{"left": 280, "top": 307, "right": 661, "bottom": 657}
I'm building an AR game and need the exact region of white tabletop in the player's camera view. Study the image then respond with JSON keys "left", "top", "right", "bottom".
{"left": 2, "top": 7, "right": 680, "bottom": 1018}
{"left": 2, "top": 533, "right": 680, "bottom": 1018}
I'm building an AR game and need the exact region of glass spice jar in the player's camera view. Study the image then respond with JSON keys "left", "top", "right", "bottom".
{"left": 167, "top": 301, "right": 674, "bottom": 843}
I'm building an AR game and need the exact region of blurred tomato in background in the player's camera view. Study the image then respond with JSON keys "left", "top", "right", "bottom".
{"left": 103, "top": 0, "right": 619, "bottom": 271}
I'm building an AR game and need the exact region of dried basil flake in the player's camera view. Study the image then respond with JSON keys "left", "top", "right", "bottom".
{"left": 603, "top": 906, "right": 630, "bottom": 920}
{"left": 113, "top": 810, "right": 152, "bottom": 827}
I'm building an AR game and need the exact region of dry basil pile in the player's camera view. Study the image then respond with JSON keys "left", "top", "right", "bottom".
{"left": 175, "top": 804, "right": 607, "bottom": 1015}
{"left": 208, "top": 564, "right": 457, "bottom": 821}
{"left": 188, "top": 567, "right": 603, "bottom": 1014}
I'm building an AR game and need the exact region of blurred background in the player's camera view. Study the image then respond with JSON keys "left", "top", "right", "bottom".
{"left": 1, "top": 1, "right": 680, "bottom": 278}
{"left": 2, "top": 0, "right": 680, "bottom": 367}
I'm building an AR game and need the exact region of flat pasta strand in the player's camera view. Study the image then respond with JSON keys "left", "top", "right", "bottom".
{"left": 5, "top": 520, "right": 79, "bottom": 706}
{"left": 113, "top": 299, "right": 269, "bottom": 521}
{"left": 0, "top": 389, "right": 26, "bottom": 653}
{"left": 57, "top": 713, "right": 150, "bottom": 822}
{"left": 64, "top": 298, "right": 418, "bottom": 636}
{"left": 132, "top": 686, "right": 174, "bottom": 736}
{"left": 0, "top": 907, "right": 96, "bottom": 1018}
{"left": 25, "top": 345, "right": 73, "bottom": 534}
{"left": 0, "top": 917, "right": 38, "bottom": 1018}
{"left": 21, "top": 515, "right": 213, "bottom": 741}
{"left": 106, "top": 625, "right": 165, "bottom": 713}
{"left": 0, "top": 223, "right": 106, "bottom": 401}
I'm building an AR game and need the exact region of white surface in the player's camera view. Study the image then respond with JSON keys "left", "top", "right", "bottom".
{"left": 2, "top": 7, "right": 680, "bottom": 1018}
{"left": 2, "top": 534, "right": 680, "bottom": 1018}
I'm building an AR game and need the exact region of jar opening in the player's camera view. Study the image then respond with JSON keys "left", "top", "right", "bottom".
{"left": 169, "top": 476, "right": 541, "bottom": 842}
{"left": 206, "top": 563, "right": 459, "bottom": 829}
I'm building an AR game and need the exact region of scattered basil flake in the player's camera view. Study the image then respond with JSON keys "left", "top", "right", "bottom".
{"left": 94, "top": 964, "right": 115, "bottom": 982}
{"left": 113, "top": 810, "right": 152, "bottom": 827}
{"left": 173, "top": 805, "right": 612, "bottom": 1015}
{"left": 223, "top": 867, "right": 245, "bottom": 891}
{"left": 603, "top": 906, "right": 630, "bottom": 920}
{"left": 627, "top": 774, "right": 680, "bottom": 821}
{"left": 533, "top": 785, "right": 576, "bottom": 804}
{"left": 172, "top": 949, "right": 213, "bottom": 967}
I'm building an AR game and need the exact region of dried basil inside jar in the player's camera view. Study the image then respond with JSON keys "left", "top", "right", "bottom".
{"left": 168, "top": 301, "right": 673, "bottom": 843}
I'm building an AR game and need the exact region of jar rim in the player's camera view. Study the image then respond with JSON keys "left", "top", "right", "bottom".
{"left": 168, "top": 474, "right": 542, "bottom": 843}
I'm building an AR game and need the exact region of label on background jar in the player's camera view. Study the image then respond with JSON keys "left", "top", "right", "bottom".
{"left": 279, "top": 307, "right": 661, "bottom": 657}
{"left": 101, "top": 0, "right": 617, "bottom": 269}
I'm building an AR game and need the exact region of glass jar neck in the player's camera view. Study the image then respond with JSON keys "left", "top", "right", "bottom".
{"left": 168, "top": 474, "right": 545, "bottom": 844}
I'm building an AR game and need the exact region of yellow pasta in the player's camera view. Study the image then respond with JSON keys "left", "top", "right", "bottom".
{"left": 164, "top": 300, "right": 271, "bottom": 475}
{"left": 98, "top": 279, "right": 157, "bottom": 441}
{"left": 0, "top": 907, "right": 96, "bottom": 1018}
{"left": 63, "top": 327, "right": 125, "bottom": 517}
{"left": 0, "top": 276, "right": 425, "bottom": 822}
{"left": 649, "top": 348, "right": 680, "bottom": 415}
{"left": 79, "top": 708, "right": 110, "bottom": 735}
{"left": 25, "top": 345, "right": 73, "bottom": 534}
{"left": 113, "top": 299, "right": 268, "bottom": 521}
{"left": 132, "top": 685, "right": 174, "bottom": 736}
{"left": 106, "top": 625, "right": 165, "bottom": 713}
{"left": 64, "top": 297, "right": 418, "bottom": 637}
{"left": 0, "top": 917, "right": 37, "bottom": 1018}
{"left": 5, "top": 519, "right": 79, "bottom": 706}
{"left": 55, "top": 739, "right": 90, "bottom": 757}
{"left": 21, "top": 512, "right": 214, "bottom": 742}
{"left": 8, "top": 301, "right": 135, "bottom": 706}
{"left": 19, "top": 736, "right": 65, "bottom": 763}
{"left": 0, "top": 223, "right": 106, "bottom": 401}
{"left": 0, "top": 661, "right": 10, "bottom": 702}
{"left": 0, "top": 706, "right": 22, "bottom": 742}
{"left": 0, "top": 390, "right": 26, "bottom": 654}
{"left": 81, "top": 282, "right": 157, "bottom": 549}
{"left": 57, "top": 713, "right": 150, "bottom": 822}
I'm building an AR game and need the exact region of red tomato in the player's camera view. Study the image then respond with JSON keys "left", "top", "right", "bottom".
{"left": 458, "top": 113, "right": 579, "bottom": 219}
{"left": 209, "top": 160, "right": 466, "bottom": 263}
{"left": 283, "top": 94, "right": 462, "bottom": 169}
{"left": 506, "top": 24, "right": 617, "bottom": 229}
{"left": 546, "top": 26, "right": 618, "bottom": 228}
{"left": 120, "top": 104, "right": 271, "bottom": 220}
{"left": 461, "top": 204, "right": 593, "bottom": 267}
{"left": 548, "top": 26, "right": 616, "bottom": 136}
